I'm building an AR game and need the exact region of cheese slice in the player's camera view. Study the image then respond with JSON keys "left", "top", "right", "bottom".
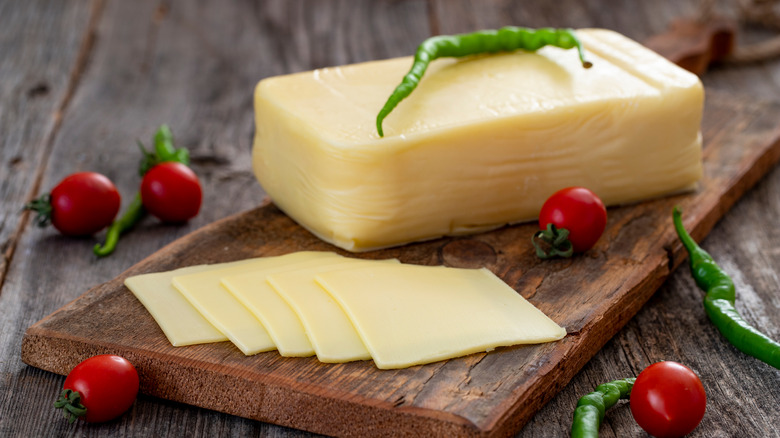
{"left": 125, "top": 264, "right": 239, "bottom": 346}
{"left": 315, "top": 264, "right": 566, "bottom": 369}
{"left": 252, "top": 28, "right": 703, "bottom": 252}
{"left": 266, "top": 258, "right": 399, "bottom": 362}
{"left": 172, "top": 251, "right": 342, "bottom": 355}
{"left": 221, "top": 256, "right": 353, "bottom": 357}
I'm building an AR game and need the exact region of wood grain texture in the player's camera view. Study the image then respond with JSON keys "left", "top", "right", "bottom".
{"left": 431, "top": 2, "right": 780, "bottom": 436}
{"left": 0, "top": 0, "right": 94, "bottom": 283}
{"left": 20, "top": 94, "right": 780, "bottom": 437}
{"left": 3, "top": 0, "right": 780, "bottom": 437}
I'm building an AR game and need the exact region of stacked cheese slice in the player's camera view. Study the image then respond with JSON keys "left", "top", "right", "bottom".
{"left": 125, "top": 251, "right": 566, "bottom": 369}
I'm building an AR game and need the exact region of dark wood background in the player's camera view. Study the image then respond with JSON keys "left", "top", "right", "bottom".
{"left": 1, "top": 0, "right": 779, "bottom": 436}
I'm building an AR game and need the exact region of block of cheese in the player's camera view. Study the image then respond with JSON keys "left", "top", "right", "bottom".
{"left": 266, "top": 258, "right": 400, "bottom": 363}
{"left": 221, "top": 256, "right": 353, "bottom": 357}
{"left": 252, "top": 28, "right": 703, "bottom": 252}
{"left": 315, "top": 264, "right": 567, "bottom": 369}
{"left": 172, "top": 251, "right": 342, "bottom": 355}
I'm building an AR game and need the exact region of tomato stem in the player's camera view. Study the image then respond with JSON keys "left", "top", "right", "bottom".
{"left": 532, "top": 223, "right": 574, "bottom": 259}
{"left": 54, "top": 389, "right": 87, "bottom": 423}
{"left": 23, "top": 193, "right": 53, "bottom": 228}
{"left": 138, "top": 124, "right": 190, "bottom": 176}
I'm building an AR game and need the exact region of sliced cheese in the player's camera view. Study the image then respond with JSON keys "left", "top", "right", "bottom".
{"left": 252, "top": 28, "right": 703, "bottom": 252}
{"left": 125, "top": 263, "right": 240, "bottom": 346}
{"left": 315, "top": 264, "right": 566, "bottom": 369}
{"left": 172, "top": 251, "right": 342, "bottom": 355}
{"left": 221, "top": 256, "right": 353, "bottom": 357}
{"left": 266, "top": 258, "right": 399, "bottom": 362}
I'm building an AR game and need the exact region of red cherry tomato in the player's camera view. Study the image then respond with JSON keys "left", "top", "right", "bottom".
{"left": 58, "top": 354, "right": 139, "bottom": 423}
{"left": 45, "top": 172, "right": 121, "bottom": 236}
{"left": 140, "top": 162, "right": 202, "bottom": 223}
{"left": 538, "top": 187, "right": 607, "bottom": 253}
{"left": 630, "top": 361, "right": 707, "bottom": 438}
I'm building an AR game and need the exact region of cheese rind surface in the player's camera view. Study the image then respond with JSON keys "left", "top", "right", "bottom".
{"left": 315, "top": 264, "right": 567, "bottom": 369}
{"left": 252, "top": 28, "right": 703, "bottom": 252}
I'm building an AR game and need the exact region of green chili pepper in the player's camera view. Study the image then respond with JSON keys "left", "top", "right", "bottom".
{"left": 93, "top": 193, "right": 145, "bottom": 257}
{"left": 93, "top": 124, "right": 190, "bottom": 257}
{"left": 673, "top": 207, "right": 780, "bottom": 370}
{"left": 570, "top": 377, "right": 635, "bottom": 438}
{"left": 376, "top": 26, "right": 592, "bottom": 137}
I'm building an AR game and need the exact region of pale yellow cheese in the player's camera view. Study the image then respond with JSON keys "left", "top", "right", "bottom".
{"left": 125, "top": 264, "right": 239, "bottom": 346}
{"left": 172, "top": 252, "right": 342, "bottom": 355}
{"left": 220, "top": 256, "right": 353, "bottom": 357}
{"left": 266, "top": 258, "right": 400, "bottom": 363}
{"left": 252, "top": 28, "right": 703, "bottom": 252}
{"left": 315, "top": 264, "right": 567, "bottom": 369}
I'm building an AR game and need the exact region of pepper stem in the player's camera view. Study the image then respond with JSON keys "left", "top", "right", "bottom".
{"left": 672, "top": 206, "right": 699, "bottom": 256}
{"left": 54, "top": 389, "right": 87, "bottom": 423}
{"left": 532, "top": 223, "right": 574, "bottom": 259}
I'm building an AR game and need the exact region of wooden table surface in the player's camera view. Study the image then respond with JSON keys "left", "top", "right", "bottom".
{"left": 2, "top": 0, "right": 779, "bottom": 436}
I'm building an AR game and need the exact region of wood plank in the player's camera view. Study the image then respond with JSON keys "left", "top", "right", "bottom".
{"left": 429, "top": 3, "right": 780, "bottom": 436}
{"left": 0, "top": 0, "right": 95, "bottom": 281}
{"left": 0, "top": 1, "right": 430, "bottom": 437}
{"left": 20, "top": 92, "right": 780, "bottom": 437}
{"left": 428, "top": 1, "right": 780, "bottom": 436}
{"left": 0, "top": 1, "right": 101, "bottom": 436}
{"left": 5, "top": 0, "right": 780, "bottom": 436}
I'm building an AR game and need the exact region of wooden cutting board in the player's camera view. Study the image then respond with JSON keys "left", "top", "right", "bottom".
{"left": 21, "top": 92, "right": 780, "bottom": 437}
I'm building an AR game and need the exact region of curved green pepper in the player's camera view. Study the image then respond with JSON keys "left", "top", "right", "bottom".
{"left": 673, "top": 206, "right": 780, "bottom": 369}
{"left": 376, "top": 26, "right": 592, "bottom": 137}
{"left": 571, "top": 377, "right": 635, "bottom": 438}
